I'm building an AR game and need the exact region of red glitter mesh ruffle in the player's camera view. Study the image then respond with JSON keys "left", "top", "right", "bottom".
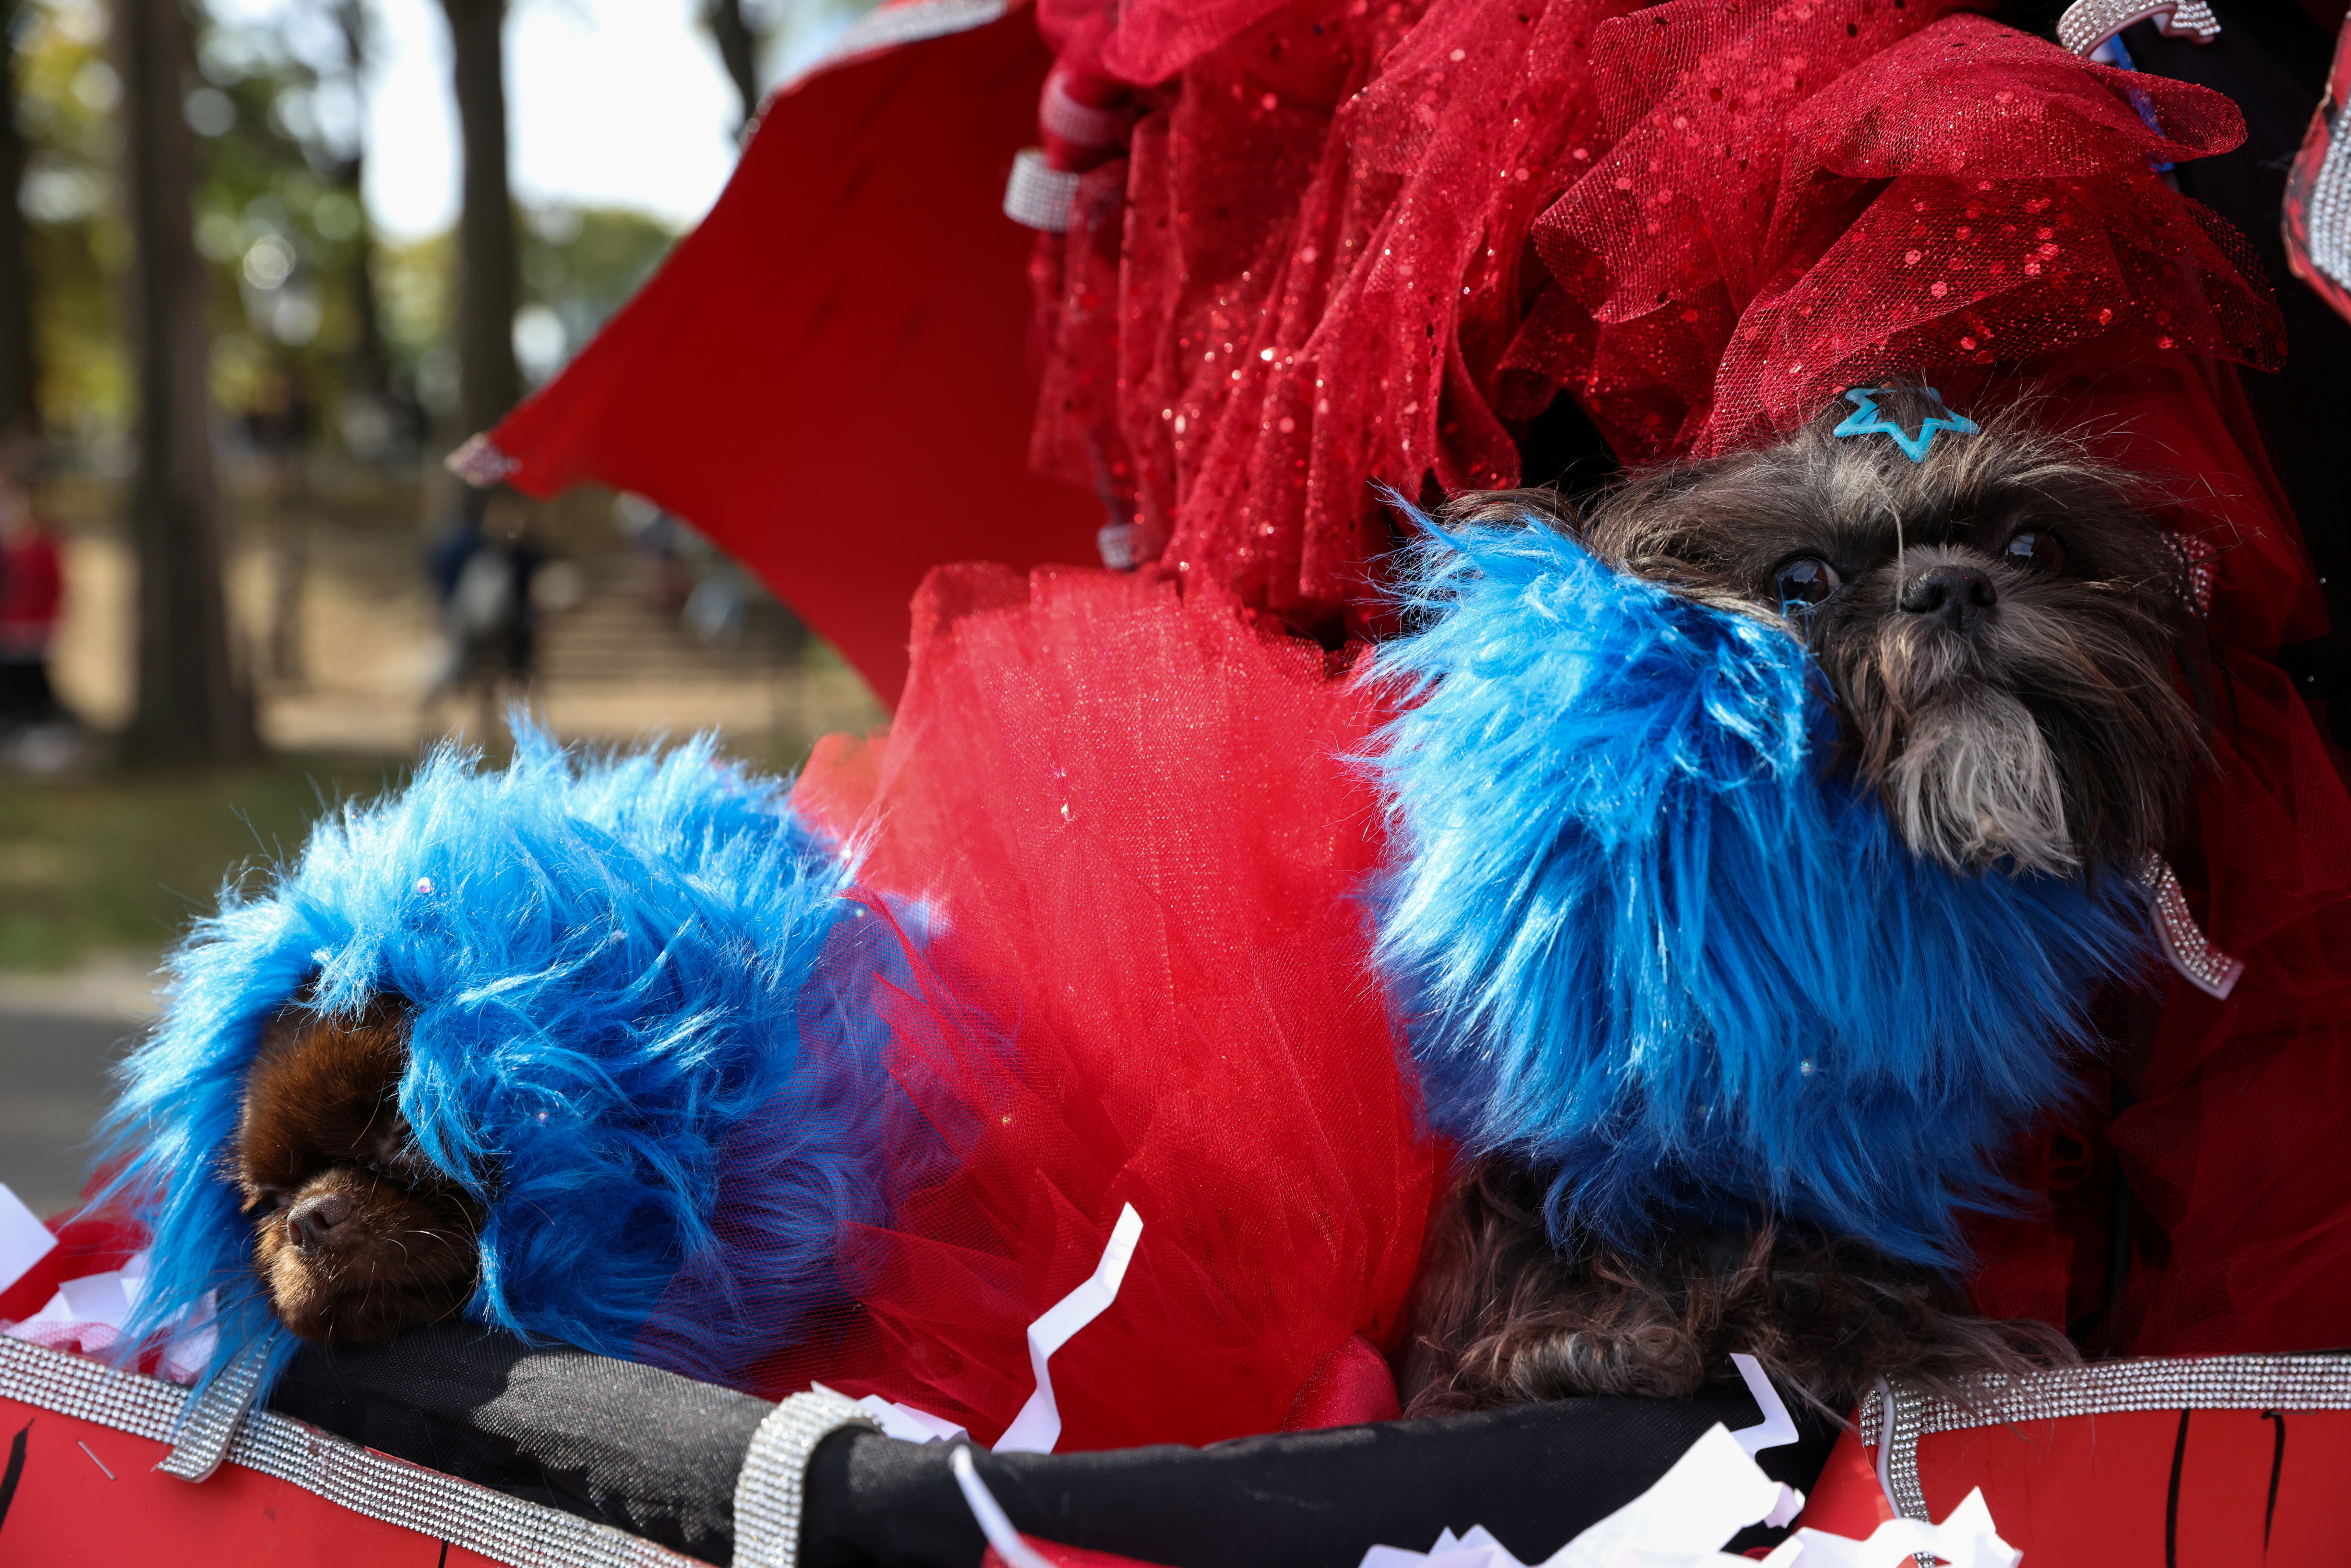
{"left": 1026, "top": 0, "right": 2281, "bottom": 624}
{"left": 1529, "top": 7, "right": 2282, "bottom": 460}
{"left": 1019, "top": 0, "right": 2351, "bottom": 1364}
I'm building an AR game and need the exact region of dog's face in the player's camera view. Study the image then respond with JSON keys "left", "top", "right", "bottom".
{"left": 1548, "top": 393, "right": 2202, "bottom": 875}
{"left": 232, "top": 1004, "right": 481, "bottom": 1343}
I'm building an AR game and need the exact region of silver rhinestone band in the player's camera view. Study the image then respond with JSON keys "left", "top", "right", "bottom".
{"left": 733, "top": 1389, "right": 878, "bottom": 1568}
{"left": 158, "top": 1327, "right": 277, "bottom": 1482}
{"left": 2057, "top": 0, "right": 2221, "bottom": 54}
{"left": 2309, "top": 95, "right": 2351, "bottom": 291}
{"left": 2141, "top": 854, "right": 2244, "bottom": 1000}
{"left": 0, "top": 1336, "right": 704, "bottom": 1567}
{"left": 1004, "top": 149, "right": 1082, "bottom": 233}
{"left": 1859, "top": 1352, "right": 2351, "bottom": 1528}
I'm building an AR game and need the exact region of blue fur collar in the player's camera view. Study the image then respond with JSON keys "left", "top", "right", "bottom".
{"left": 1368, "top": 519, "right": 2149, "bottom": 1263}
{"left": 96, "top": 731, "right": 859, "bottom": 1387}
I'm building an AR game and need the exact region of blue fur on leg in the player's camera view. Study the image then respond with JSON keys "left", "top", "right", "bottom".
{"left": 94, "top": 728, "right": 866, "bottom": 1390}
{"left": 1368, "top": 516, "right": 2149, "bottom": 1263}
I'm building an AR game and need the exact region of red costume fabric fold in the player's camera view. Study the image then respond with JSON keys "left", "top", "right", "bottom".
{"left": 477, "top": 1, "right": 1098, "bottom": 703}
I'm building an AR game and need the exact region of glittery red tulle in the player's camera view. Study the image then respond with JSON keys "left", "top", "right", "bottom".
{"left": 781, "top": 565, "right": 1439, "bottom": 1448}
{"left": 1026, "top": 0, "right": 2281, "bottom": 628}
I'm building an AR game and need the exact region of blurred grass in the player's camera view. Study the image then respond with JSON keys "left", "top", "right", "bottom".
{"left": 0, "top": 753, "right": 414, "bottom": 971}
{"left": 0, "top": 724, "right": 865, "bottom": 974}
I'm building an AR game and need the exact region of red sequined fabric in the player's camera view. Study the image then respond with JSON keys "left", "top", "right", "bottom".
{"left": 1027, "top": 0, "right": 2281, "bottom": 624}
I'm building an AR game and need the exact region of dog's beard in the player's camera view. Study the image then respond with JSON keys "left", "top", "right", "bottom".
{"left": 1814, "top": 545, "right": 2196, "bottom": 876}
{"left": 1885, "top": 689, "right": 2073, "bottom": 876}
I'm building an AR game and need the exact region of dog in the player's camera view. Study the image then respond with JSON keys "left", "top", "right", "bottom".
{"left": 231, "top": 1000, "right": 482, "bottom": 1345}
{"left": 104, "top": 734, "right": 876, "bottom": 1387}
{"left": 1378, "top": 388, "right": 2204, "bottom": 1414}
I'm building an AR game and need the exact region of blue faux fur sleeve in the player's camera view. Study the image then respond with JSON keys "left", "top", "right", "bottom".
{"left": 1369, "top": 518, "right": 2150, "bottom": 1264}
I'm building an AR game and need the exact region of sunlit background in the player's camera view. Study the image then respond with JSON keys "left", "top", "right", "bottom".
{"left": 1, "top": 0, "right": 883, "bottom": 1216}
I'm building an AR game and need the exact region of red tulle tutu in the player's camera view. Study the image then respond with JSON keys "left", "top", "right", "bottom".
{"left": 782, "top": 565, "right": 1439, "bottom": 1448}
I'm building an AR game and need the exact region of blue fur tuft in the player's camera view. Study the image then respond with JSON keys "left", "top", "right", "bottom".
{"left": 1369, "top": 517, "right": 2150, "bottom": 1263}
{"left": 94, "top": 728, "right": 865, "bottom": 1387}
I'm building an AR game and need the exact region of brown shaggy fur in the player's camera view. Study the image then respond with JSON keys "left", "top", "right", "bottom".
{"left": 1401, "top": 1163, "right": 2076, "bottom": 1417}
{"left": 232, "top": 1004, "right": 481, "bottom": 1344}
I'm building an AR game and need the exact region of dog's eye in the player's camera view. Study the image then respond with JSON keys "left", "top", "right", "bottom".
{"left": 1774, "top": 557, "right": 1841, "bottom": 614}
{"left": 2004, "top": 531, "right": 2066, "bottom": 574}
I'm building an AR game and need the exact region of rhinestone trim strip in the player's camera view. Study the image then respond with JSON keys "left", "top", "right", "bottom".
{"left": 2057, "top": 0, "right": 2221, "bottom": 54}
{"left": 2310, "top": 93, "right": 2351, "bottom": 291}
{"left": 734, "top": 1389, "right": 877, "bottom": 1568}
{"left": 1857, "top": 1354, "right": 2351, "bottom": 1527}
{"left": 1042, "top": 78, "right": 1124, "bottom": 149}
{"left": 2141, "top": 854, "right": 2244, "bottom": 1000}
{"left": 1004, "top": 149, "right": 1082, "bottom": 233}
{"left": 157, "top": 1330, "right": 275, "bottom": 1482}
{"left": 0, "top": 1337, "right": 707, "bottom": 1567}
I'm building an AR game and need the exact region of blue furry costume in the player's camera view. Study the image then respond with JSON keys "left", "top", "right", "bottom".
{"left": 97, "top": 521, "right": 2150, "bottom": 1399}
{"left": 1369, "top": 518, "right": 2149, "bottom": 1263}
{"left": 98, "top": 732, "right": 880, "bottom": 1392}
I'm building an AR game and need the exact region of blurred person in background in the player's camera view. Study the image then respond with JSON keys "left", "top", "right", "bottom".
{"left": 425, "top": 485, "right": 545, "bottom": 739}
{"left": 0, "top": 471, "right": 68, "bottom": 745}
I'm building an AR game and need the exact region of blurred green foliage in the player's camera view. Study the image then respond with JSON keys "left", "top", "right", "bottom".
{"left": 12, "top": 0, "right": 687, "bottom": 465}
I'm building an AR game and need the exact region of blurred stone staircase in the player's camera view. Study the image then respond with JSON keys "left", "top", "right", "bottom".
{"left": 535, "top": 561, "right": 803, "bottom": 684}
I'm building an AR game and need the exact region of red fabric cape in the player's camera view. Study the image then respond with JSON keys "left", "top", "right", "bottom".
{"left": 476, "top": 1, "right": 1097, "bottom": 705}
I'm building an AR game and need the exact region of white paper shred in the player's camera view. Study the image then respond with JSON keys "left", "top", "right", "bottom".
{"left": 1726, "top": 1354, "right": 1799, "bottom": 1462}
{"left": 813, "top": 1383, "right": 972, "bottom": 1445}
{"left": 0, "top": 1182, "right": 58, "bottom": 1296}
{"left": 5, "top": 1251, "right": 218, "bottom": 1384}
{"left": 1355, "top": 1421, "right": 2020, "bottom": 1568}
{"left": 994, "top": 1203, "right": 1144, "bottom": 1455}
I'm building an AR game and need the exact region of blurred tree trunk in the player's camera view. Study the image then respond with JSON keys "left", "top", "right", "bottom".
{"left": 116, "top": 0, "right": 255, "bottom": 763}
{"left": 331, "top": 0, "right": 391, "bottom": 408}
{"left": 0, "top": 0, "right": 38, "bottom": 437}
{"left": 439, "top": 0, "right": 519, "bottom": 439}
{"left": 703, "top": 0, "right": 761, "bottom": 136}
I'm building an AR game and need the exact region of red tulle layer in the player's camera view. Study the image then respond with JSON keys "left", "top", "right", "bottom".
{"left": 783, "top": 565, "right": 1440, "bottom": 1448}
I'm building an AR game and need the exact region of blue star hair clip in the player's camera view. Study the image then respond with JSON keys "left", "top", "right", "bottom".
{"left": 1831, "top": 385, "right": 1980, "bottom": 462}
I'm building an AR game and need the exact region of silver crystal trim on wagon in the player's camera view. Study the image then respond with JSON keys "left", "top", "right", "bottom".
{"left": 2056, "top": 0, "right": 2221, "bottom": 55}
{"left": 733, "top": 1388, "right": 879, "bottom": 1568}
{"left": 1857, "top": 1353, "right": 2351, "bottom": 1523}
{"left": 157, "top": 1328, "right": 275, "bottom": 1482}
{"left": 0, "top": 1336, "right": 710, "bottom": 1567}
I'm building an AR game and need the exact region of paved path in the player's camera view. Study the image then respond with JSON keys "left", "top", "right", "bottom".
{"left": 0, "top": 965, "right": 157, "bottom": 1220}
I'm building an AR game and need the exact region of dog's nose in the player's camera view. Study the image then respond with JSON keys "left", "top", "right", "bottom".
{"left": 287, "top": 1193, "right": 355, "bottom": 1251}
{"left": 1898, "top": 564, "right": 1997, "bottom": 633}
